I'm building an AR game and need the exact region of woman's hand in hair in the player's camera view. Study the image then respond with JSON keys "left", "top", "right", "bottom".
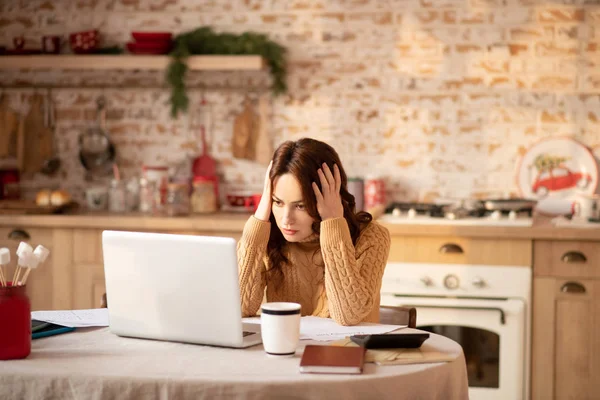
{"left": 254, "top": 161, "right": 273, "bottom": 222}
{"left": 313, "top": 163, "right": 344, "bottom": 221}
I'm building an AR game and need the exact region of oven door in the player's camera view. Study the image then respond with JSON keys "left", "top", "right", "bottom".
{"left": 381, "top": 294, "right": 526, "bottom": 400}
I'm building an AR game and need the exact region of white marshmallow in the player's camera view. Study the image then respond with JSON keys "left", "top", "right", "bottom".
{"left": 33, "top": 245, "right": 50, "bottom": 263}
{"left": 16, "top": 242, "right": 33, "bottom": 258}
{"left": 18, "top": 252, "right": 32, "bottom": 267}
{"left": 27, "top": 255, "right": 40, "bottom": 269}
{"left": 0, "top": 247, "right": 10, "bottom": 264}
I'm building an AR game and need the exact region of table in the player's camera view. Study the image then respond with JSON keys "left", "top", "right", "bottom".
{"left": 0, "top": 327, "right": 468, "bottom": 400}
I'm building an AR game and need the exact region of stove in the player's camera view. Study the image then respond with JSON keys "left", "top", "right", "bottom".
{"left": 381, "top": 201, "right": 534, "bottom": 227}
{"left": 381, "top": 262, "right": 532, "bottom": 399}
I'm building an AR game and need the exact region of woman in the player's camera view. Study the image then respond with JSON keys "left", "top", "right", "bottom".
{"left": 238, "top": 138, "right": 390, "bottom": 326}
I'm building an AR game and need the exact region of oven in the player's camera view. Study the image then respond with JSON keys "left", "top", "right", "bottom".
{"left": 381, "top": 262, "right": 531, "bottom": 400}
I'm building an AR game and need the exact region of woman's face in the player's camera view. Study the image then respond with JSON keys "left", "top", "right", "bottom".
{"left": 271, "top": 173, "right": 315, "bottom": 242}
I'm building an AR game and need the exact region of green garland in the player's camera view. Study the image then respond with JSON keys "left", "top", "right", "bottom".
{"left": 166, "top": 27, "right": 287, "bottom": 118}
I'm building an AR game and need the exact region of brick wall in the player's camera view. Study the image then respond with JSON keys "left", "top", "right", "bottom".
{"left": 1, "top": 0, "right": 599, "bottom": 204}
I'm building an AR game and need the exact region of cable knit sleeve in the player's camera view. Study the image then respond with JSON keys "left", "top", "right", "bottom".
{"left": 320, "top": 218, "right": 391, "bottom": 326}
{"left": 237, "top": 216, "right": 271, "bottom": 317}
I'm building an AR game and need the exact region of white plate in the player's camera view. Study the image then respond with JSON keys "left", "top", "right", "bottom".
{"left": 516, "top": 137, "right": 599, "bottom": 199}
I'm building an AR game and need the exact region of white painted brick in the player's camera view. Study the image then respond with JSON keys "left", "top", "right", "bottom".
{"left": 2, "top": 0, "right": 600, "bottom": 203}
{"left": 491, "top": 8, "right": 535, "bottom": 25}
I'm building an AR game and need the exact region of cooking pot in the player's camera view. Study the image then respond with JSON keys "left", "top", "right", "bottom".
{"left": 78, "top": 96, "right": 116, "bottom": 177}
{"left": 482, "top": 198, "right": 537, "bottom": 212}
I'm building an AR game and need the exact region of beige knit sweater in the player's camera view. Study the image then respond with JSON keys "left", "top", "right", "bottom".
{"left": 237, "top": 216, "right": 391, "bottom": 326}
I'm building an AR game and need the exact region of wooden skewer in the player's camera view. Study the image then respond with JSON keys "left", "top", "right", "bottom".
{"left": 0, "top": 248, "right": 10, "bottom": 287}
{"left": 20, "top": 267, "right": 33, "bottom": 286}
{"left": 0, "top": 265, "right": 6, "bottom": 287}
{"left": 12, "top": 265, "right": 22, "bottom": 286}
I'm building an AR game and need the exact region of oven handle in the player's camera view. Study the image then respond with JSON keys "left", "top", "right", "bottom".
{"left": 400, "top": 304, "right": 506, "bottom": 325}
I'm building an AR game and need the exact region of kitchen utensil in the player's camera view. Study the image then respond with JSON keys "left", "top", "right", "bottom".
{"left": 78, "top": 96, "right": 116, "bottom": 178}
{"left": 22, "top": 93, "right": 54, "bottom": 174}
{"left": 254, "top": 95, "right": 272, "bottom": 164}
{"left": 40, "top": 89, "right": 61, "bottom": 176}
{"left": 0, "top": 94, "right": 19, "bottom": 159}
{"left": 232, "top": 97, "right": 259, "bottom": 161}
{"left": 516, "top": 137, "right": 599, "bottom": 199}
{"left": 482, "top": 198, "right": 537, "bottom": 212}
{"left": 192, "top": 97, "right": 217, "bottom": 178}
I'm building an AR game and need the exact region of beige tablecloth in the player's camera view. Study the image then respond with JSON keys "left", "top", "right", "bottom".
{"left": 0, "top": 327, "right": 468, "bottom": 400}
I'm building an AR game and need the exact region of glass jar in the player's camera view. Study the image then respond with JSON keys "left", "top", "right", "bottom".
{"left": 191, "top": 178, "right": 217, "bottom": 214}
{"left": 165, "top": 183, "right": 190, "bottom": 217}
{"left": 108, "top": 179, "right": 126, "bottom": 213}
{"left": 0, "top": 284, "right": 31, "bottom": 360}
{"left": 138, "top": 178, "right": 155, "bottom": 214}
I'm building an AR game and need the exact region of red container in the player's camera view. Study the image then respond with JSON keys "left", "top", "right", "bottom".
{"left": 131, "top": 31, "right": 172, "bottom": 42}
{"left": 0, "top": 283, "right": 31, "bottom": 360}
{"left": 364, "top": 177, "right": 386, "bottom": 211}
{"left": 69, "top": 30, "right": 99, "bottom": 54}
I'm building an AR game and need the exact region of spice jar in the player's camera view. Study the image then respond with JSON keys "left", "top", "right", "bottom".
{"left": 191, "top": 177, "right": 217, "bottom": 214}
{"left": 0, "top": 284, "right": 31, "bottom": 360}
{"left": 108, "top": 179, "right": 126, "bottom": 213}
{"left": 138, "top": 178, "right": 155, "bottom": 214}
{"left": 165, "top": 182, "right": 190, "bottom": 216}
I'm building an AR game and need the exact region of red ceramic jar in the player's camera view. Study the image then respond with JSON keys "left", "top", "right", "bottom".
{"left": 0, "top": 283, "right": 31, "bottom": 360}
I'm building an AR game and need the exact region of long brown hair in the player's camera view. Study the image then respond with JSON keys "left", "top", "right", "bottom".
{"left": 266, "top": 138, "right": 372, "bottom": 281}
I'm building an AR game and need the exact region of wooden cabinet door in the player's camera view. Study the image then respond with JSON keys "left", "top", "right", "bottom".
{"left": 71, "top": 229, "right": 106, "bottom": 309}
{"left": 532, "top": 278, "right": 600, "bottom": 399}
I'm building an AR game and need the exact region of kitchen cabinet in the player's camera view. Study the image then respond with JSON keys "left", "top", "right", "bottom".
{"left": 532, "top": 241, "right": 600, "bottom": 400}
{"left": 388, "top": 235, "right": 532, "bottom": 266}
{"left": 0, "top": 223, "right": 245, "bottom": 311}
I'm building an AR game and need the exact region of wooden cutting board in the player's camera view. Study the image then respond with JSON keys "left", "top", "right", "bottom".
{"left": 0, "top": 200, "right": 78, "bottom": 215}
{"left": 22, "top": 94, "right": 54, "bottom": 174}
{"left": 0, "top": 94, "right": 19, "bottom": 159}
{"left": 232, "top": 99, "right": 259, "bottom": 161}
{"left": 254, "top": 94, "right": 273, "bottom": 165}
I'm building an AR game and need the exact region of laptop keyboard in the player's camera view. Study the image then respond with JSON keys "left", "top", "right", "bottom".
{"left": 243, "top": 331, "right": 256, "bottom": 337}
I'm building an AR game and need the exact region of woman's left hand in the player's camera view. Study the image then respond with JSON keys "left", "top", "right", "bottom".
{"left": 312, "top": 163, "right": 344, "bottom": 220}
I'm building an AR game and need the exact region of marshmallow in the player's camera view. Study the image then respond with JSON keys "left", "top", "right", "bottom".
{"left": 18, "top": 252, "right": 32, "bottom": 267}
{"left": 16, "top": 242, "right": 33, "bottom": 258}
{"left": 27, "top": 255, "right": 40, "bottom": 269}
{"left": 33, "top": 245, "right": 50, "bottom": 264}
{"left": 0, "top": 247, "right": 10, "bottom": 264}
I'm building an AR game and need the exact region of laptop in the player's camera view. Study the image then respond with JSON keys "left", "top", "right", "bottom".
{"left": 101, "top": 230, "right": 262, "bottom": 348}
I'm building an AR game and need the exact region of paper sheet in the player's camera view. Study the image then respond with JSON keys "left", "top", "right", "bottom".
{"left": 31, "top": 308, "right": 109, "bottom": 328}
{"left": 243, "top": 316, "right": 405, "bottom": 341}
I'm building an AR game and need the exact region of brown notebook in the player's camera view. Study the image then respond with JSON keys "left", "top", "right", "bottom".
{"left": 299, "top": 345, "right": 366, "bottom": 374}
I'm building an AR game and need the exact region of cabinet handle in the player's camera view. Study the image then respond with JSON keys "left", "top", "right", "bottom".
{"left": 561, "top": 251, "right": 587, "bottom": 263}
{"left": 8, "top": 229, "right": 30, "bottom": 240}
{"left": 560, "top": 282, "right": 586, "bottom": 294}
{"left": 439, "top": 243, "right": 464, "bottom": 254}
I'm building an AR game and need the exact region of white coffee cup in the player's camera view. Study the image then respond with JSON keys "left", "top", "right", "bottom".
{"left": 571, "top": 194, "right": 599, "bottom": 221}
{"left": 260, "top": 302, "right": 301, "bottom": 357}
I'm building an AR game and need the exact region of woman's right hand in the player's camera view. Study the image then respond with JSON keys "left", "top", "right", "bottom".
{"left": 254, "top": 161, "right": 273, "bottom": 221}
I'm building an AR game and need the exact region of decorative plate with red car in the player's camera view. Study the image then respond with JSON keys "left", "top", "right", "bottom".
{"left": 516, "top": 137, "right": 599, "bottom": 199}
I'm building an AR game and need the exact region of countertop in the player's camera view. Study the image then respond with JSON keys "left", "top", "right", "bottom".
{"left": 0, "top": 212, "right": 599, "bottom": 240}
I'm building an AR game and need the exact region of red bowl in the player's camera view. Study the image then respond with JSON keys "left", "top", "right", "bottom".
{"left": 131, "top": 31, "right": 172, "bottom": 43}
{"left": 126, "top": 41, "right": 172, "bottom": 55}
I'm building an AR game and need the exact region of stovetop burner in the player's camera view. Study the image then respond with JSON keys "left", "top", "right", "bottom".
{"left": 385, "top": 199, "right": 535, "bottom": 219}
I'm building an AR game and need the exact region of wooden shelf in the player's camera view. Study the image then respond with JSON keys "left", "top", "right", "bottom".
{"left": 0, "top": 55, "right": 265, "bottom": 71}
